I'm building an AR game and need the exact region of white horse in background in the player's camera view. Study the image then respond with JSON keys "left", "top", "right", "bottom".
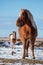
{"left": 9, "top": 32, "right": 16, "bottom": 55}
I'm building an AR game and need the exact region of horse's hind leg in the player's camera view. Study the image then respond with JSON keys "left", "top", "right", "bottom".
{"left": 30, "top": 40, "right": 35, "bottom": 59}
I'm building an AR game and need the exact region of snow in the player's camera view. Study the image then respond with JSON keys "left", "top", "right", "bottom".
{"left": 0, "top": 45, "right": 43, "bottom": 60}
{"left": 0, "top": 43, "right": 43, "bottom": 65}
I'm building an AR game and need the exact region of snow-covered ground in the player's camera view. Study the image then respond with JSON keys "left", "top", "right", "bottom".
{"left": 0, "top": 44, "right": 43, "bottom": 65}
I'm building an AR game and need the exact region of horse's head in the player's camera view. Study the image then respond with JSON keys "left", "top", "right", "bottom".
{"left": 9, "top": 34, "right": 16, "bottom": 43}
{"left": 16, "top": 9, "right": 33, "bottom": 27}
{"left": 16, "top": 9, "right": 28, "bottom": 27}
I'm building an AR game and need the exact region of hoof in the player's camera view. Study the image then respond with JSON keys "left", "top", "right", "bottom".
{"left": 25, "top": 54, "right": 28, "bottom": 57}
{"left": 22, "top": 56, "right": 25, "bottom": 59}
{"left": 32, "top": 56, "right": 35, "bottom": 59}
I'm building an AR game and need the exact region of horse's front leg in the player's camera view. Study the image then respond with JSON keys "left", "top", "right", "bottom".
{"left": 25, "top": 47, "right": 28, "bottom": 57}
{"left": 11, "top": 45, "right": 14, "bottom": 55}
{"left": 22, "top": 42, "right": 26, "bottom": 59}
{"left": 25, "top": 40, "right": 29, "bottom": 57}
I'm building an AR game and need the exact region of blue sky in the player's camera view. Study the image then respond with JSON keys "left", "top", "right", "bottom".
{"left": 0, "top": 0, "right": 43, "bottom": 38}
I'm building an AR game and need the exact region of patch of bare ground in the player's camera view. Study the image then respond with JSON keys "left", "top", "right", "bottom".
{"left": 35, "top": 42, "right": 43, "bottom": 47}
{"left": 0, "top": 58, "right": 43, "bottom": 64}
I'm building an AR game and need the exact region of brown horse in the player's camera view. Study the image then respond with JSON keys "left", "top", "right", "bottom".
{"left": 16, "top": 9, "right": 38, "bottom": 59}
